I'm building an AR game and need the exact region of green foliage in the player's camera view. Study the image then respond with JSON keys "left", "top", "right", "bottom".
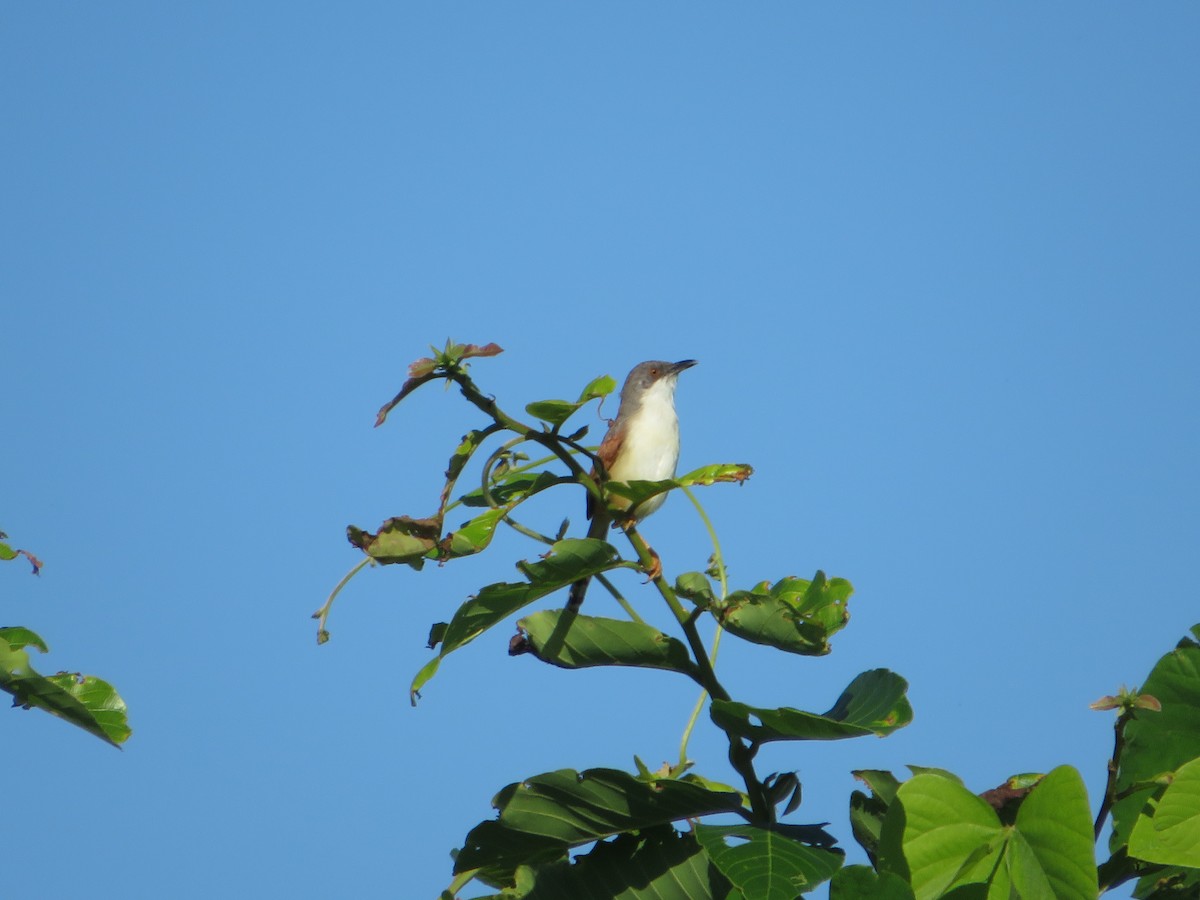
{"left": 410, "top": 538, "right": 627, "bottom": 701}
{"left": 714, "top": 573, "right": 851, "bottom": 656}
{"left": 476, "top": 827, "right": 735, "bottom": 900}
{"left": 1129, "top": 756, "right": 1200, "bottom": 868}
{"left": 830, "top": 866, "right": 915, "bottom": 900}
{"left": 710, "top": 670, "right": 912, "bottom": 743}
{"left": 0, "top": 625, "right": 131, "bottom": 747}
{"left": 453, "top": 768, "right": 744, "bottom": 880}
{"left": 694, "top": 824, "right": 843, "bottom": 897}
{"left": 876, "top": 767, "right": 1097, "bottom": 899}
{"left": 514, "top": 610, "right": 700, "bottom": 679}
{"left": 1110, "top": 631, "right": 1200, "bottom": 850}
{"left": 325, "top": 344, "right": 1200, "bottom": 898}
{"left": 525, "top": 373, "right": 617, "bottom": 429}
{"left": 1, "top": 530, "right": 131, "bottom": 747}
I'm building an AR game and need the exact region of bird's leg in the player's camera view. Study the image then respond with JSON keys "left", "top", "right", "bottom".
{"left": 642, "top": 545, "right": 662, "bottom": 582}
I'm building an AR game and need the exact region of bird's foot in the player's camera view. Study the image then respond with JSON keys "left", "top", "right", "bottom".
{"left": 643, "top": 547, "right": 662, "bottom": 582}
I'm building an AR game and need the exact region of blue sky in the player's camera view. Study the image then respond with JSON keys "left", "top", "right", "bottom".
{"left": 3, "top": 4, "right": 1197, "bottom": 897}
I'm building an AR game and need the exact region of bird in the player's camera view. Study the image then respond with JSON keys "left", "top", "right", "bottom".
{"left": 566, "top": 359, "right": 696, "bottom": 610}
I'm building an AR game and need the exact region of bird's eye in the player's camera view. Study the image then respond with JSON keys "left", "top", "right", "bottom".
{"left": 649, "top": 367, "right": 658, "bottom": 375}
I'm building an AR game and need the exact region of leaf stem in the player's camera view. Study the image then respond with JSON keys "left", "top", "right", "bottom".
{"left": 622, "top": 522, "right": 771, "bottom": 823}
{"left": 1095, "top": 708, "right": 1134, "bottom": 839}
{"left": 678, "top": 486, "right": 729, "bottom": 768}
{"left": 312, "top": 556, "right": 372, "bottom": 643}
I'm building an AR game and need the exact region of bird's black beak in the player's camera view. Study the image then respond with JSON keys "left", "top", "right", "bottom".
{"left": 672, "top": 359, "right": 698, "bottom": 374}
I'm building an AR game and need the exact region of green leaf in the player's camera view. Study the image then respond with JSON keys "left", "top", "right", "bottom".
{"left": 830, "top": 866, "right": 916, "bottom": 900}
{"left": 453, "top": 768, "right": 744, "bottom": 879}
{"left": 877, "top": 773, "right": 1006, "bottom": 896}
{"left": 0, "top": 632, "right": 131, "bottom": 747}
{"left": 1112, "top": 626, "right": 1200, "bottom": 852}
{"left": 410, "top": 539, "right": 625, "bottom": 701}
{"left": 604, "top": 463, "right": 753, "bottom": 509}
{"left": 525, "top": 400, "right": 583, "bottom": 428}
{"left": 438, "top": 508, "right": 509, "bottom": 559}
{"left": 0, "top": 626, "right": 50, "bottom": 654}
{"left": 437, "top": 425, "right": 503, "bottom": 517}
{"left": 506, "top": 827, "right": 734, "bottom": 900}
{"left": 578, "top": 374, "right": 617, "bottom": 403}
{"left": 675, "top": 572, "right": 716, "bottom": 608}
{"left": 1011, "top": 766, "right": 1098, "bottom": 899}
{"left": 1129, "top": 756, "right": 1200, "bottom": 867}
{"left": 849, "top": 769, "right": 903, "bottom": 866}
{"left": 0, "top": 542, "right": 17, "bottom": 561}
{"left": 710, "top": 669, "right": 912, "bottom": 743}
{"left": 523, "top": 373, "right": 617, "bottom": 429}
{"left": 1133, "top": 866, "right": 1200, "bottom": 898}
{"left": 459, "top": 471, "right": 564, "bottom": 508}
{"left": 514, "top": 610, "right": 700, "bottom": 679}
{"left": 877, "top": 767, "right": 1097, "bottom": 900}
{"left": 694, "top": 824, "right": 844, "bottom": 898}
{"left": 717, "top": 572, "right": 851, "bottom": 656}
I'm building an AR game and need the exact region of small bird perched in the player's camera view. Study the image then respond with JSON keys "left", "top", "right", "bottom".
{"left": 567, "top": 359, "right": 696, "bottom": 610}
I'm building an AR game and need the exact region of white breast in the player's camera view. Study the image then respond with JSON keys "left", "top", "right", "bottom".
{"left": 607, "top": 378, "right": 680, "bottom": 517}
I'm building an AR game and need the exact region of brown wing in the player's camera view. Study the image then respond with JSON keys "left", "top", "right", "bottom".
{"left": 587, "top": 419, "right": 624, "bottom": 520}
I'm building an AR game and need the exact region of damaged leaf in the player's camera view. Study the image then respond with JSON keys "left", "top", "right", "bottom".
{"left": 375, "top": 341, "right": 504, "bottom": 426}
{"left": 717, "top": 572, "right": 851, "bottom": 656}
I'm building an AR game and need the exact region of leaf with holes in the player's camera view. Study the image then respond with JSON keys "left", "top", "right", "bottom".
{"left": 717, "top": 572, "right": 851, "bottom": 656}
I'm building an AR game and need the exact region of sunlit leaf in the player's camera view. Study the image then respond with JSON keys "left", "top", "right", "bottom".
{"left": 514, "top": 610, "right": 700, "bottom": 679}
{"left": 578, "top": 374, "right": 616, "bottom": 403}
{"left": 525, "top": 374, "right": 618, "bottom": 429}
{"left": 439, "top": 508, "right": 508, "bottom": 559}
{"left": 694, "top": 824, "right": 844, "bottom": 898}
{"left": 0, "top": 630, "right": 131, "bottom": 747}
{"left": 675, "top": 572, "right": 716, "bottom": 608}
{"left": 877, "top": 767, "right": 1096, "bottom": 900}
{"left": 717, "top": 572, "right": 851, "bottom": 656}
{"left": 1011, "top": 766, "right": 1098, "bottom": 899}
{"left": 0, "top": 626, "right": 50, "bottom": 654}
{"left": 604, "top": 463, "right": 753, "bottom": 509}
{"left": 1111, "top": 625, "right": 1200, "bottom": 853}
{"left": 525, "top": 400, "right": 582, "bottom": 428}
{"left": 710, "top": 669, "right": 911, "bottom": 743}
{"left": 1129, "top": 756, "right": 1200, "bottom": 867}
